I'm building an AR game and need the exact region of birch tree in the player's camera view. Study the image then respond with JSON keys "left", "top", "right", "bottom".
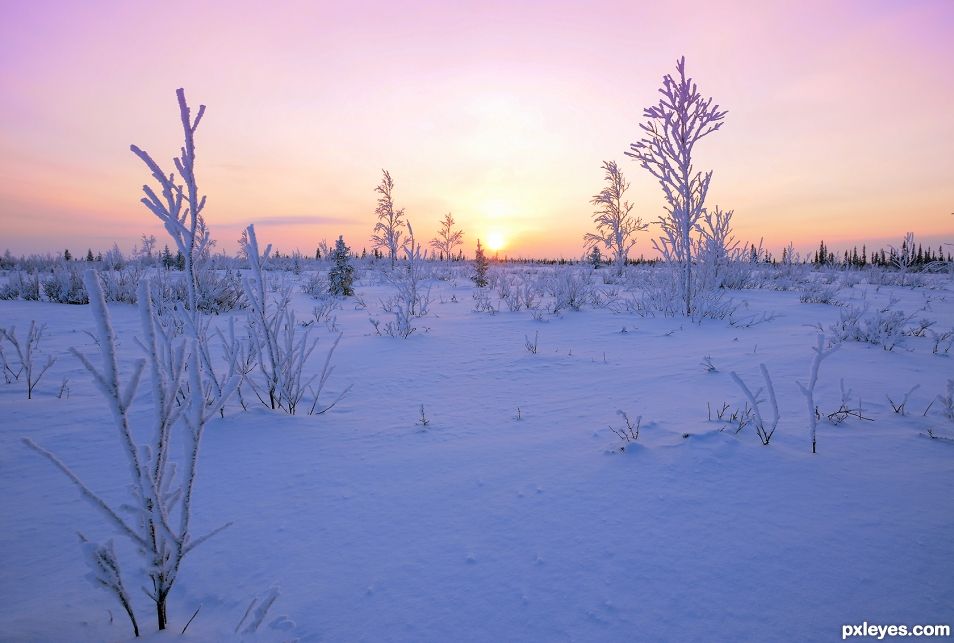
{"left": 430, "top": 212, "right": 464, "bottom": 261}
{"left": 584, "top": 160, "right": 647, "bottom": 274}
{"left": 626, "top": 57, "right": 727, "bottom": 316}
{"left": 371, "top": 170, "right": 406, "bottom": 268}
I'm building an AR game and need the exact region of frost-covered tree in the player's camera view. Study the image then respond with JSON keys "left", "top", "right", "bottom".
{"left": 430, "top": 212, "right": 464, "bottom": 262}
{"left": 328, "top": 235, "right": 355, "bottom": 296}
{"left": 891, "top": 232, "right": 916, "bottom": 286}
{"left": 584, "top": 161, "right": 646, "bottom": 274}
{"left": 797, "top": 334, "right": 839, "bottom": 454}
{"left": 371, "top": 170, "right": 406, "bottom": 269}
{"left": 241, "top": 225, "right": 348, "bottom": 414}
{"left": 473, "top": 239, "right": 489, "bottom": 287}
{"left": 24, "top": 271, "right": 236, "bottom": 634}
{"left": 0, "top": 321, "right": 56, "bottom": 399}
{"left": 130, "top": 88, "right": 212, "bottom": 315}
{"left": 626, "top": 57, "right": 727, "bottom": 316}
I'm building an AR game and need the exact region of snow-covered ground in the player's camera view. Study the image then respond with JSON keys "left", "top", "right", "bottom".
{"left": 1, "top": 265, "right": 952, "bottom": 642}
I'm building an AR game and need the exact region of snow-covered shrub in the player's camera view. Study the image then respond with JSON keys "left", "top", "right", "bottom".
{"left": 936, "top": 380, "right": 954, "bottom": 422}
{"left": 829, "top": 304, "right": 911, "bottom": 351}
{"left": 98, "top": 265, "right": 144, "bottom": 304}
{"left": 328, "top": 236, "right": 355, "bottom": 296}
{"left": 633, "top": 262, "right": 737, "bottom": 320}
{"left": 496, "top": 274, "right": 522, "bottom": 312}
{"left": 42, "top": 264, "right": 88, "bottom": 304}
{"left": 241, "top": 225, "right": 348, "bottom": 413}
{"left": 24, "top": 271, "right": 236, "bottom": 634}
{"left": 549, "top": 268, "right": 592, "bottom": 313}
{"left": 799, "top": 280, "right": 842, "bottom": 305}
{"left": 381, "top": 223, "right": 430, "bottom": 327}
{"left": 370, "top": 305, "right": 416, "bottom": 338}
{"left": 0, "top": 269, "right": 41, "bottom": 301}
{"left": 101, "top": 243, "right": 126, "bottom": 271}
{"left": 0, "top": 321, "right": 56, "bottom": 399}
{"left": 301, "top": 272, "right": 329, "bottom": 298}
{"left": 608, "top": 410, "right": 641, "bottom": 448}
{"left": 472, "top": 290, "right": 498, "bottom": 315}
{"left": 194, "top": 266, "right": 244, "bottom": 313}
{"left": 862, "top": 309, "right": 909, "bottom": 351}
{"left": 928, "top": 327, "right": 954, "bottom": 355}
{"left": 730, "top": 364, "right": 780, "bottom": 445}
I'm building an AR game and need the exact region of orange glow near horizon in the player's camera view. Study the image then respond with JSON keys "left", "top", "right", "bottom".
{"left": 0, "top": 1, "right": 952, "bottom": 259}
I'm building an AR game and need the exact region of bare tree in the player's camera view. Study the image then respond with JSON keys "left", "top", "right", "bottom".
{"left": 371, "top": 170, "right": 406, "bottom": 268}
{"left": 584, "top": 160, "right": 647, "bottom": 274}
{"left": 0, "top": 321, "right": 56, "bottom": 399}
{"left": 130, "top": 88, "right": 210, "bottom": 316}
{"left": 626, "top": 56, "right": 727, "bottom": 316}
{"left": 430, "top": 212, "right": 464, "bottom": 262}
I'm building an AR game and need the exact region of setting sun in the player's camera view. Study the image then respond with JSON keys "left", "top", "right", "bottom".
{"left": 485, "top": 230, "right": 507, "bottom": 253}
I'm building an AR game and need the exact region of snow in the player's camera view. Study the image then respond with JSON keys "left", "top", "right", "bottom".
{"left": 1, "top": 267, "right": 953, "bottom": 641}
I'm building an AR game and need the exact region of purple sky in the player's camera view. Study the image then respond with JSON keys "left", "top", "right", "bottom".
{"left": 1, "top": 0, "right": 952, "bottom": 258}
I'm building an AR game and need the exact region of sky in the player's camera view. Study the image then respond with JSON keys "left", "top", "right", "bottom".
{"left": 1, "top": 0, "right": 952, "bottom": 259}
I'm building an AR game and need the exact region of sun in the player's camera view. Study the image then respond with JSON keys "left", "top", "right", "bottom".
{"left": 485, "top": 230, "right": 506, "bottom": 252}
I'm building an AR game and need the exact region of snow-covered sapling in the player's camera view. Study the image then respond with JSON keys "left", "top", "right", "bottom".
{"left": 78, "top": 533, "right": 139, "bottom": 637}
{"left": 584, "top": 160, "right": 647, "bottom": 275}
{"left": 0, "top": 338, "right": 21, "bottom": 383}
{"left": 730, "top": 364, "right": 780, "bottom": 445}
{"left": 24, "top": 271, "right": 236, "bottom": 634}
{"left": 371, "top": 170, "right": 406, "bottom": 268}
{"left": 827, "top": 379, "right": 873, "bottom": 425}
{"left": 0, "top": 321, "right": 56, "bottom": 398}
{"left": 626, "top": 56, "right": 727, "bottom": 316}
{"left": 130, "top": 88, "right": 212, "bottom": 316}
{"left": 887, "top": 384, "right": 919, "bottom": 415}
{"left": 242, "top": 225, "right": 325, "bottom": 414}
{"left": 307, "top": 333, "right": 352, "bottom": 416}
{"left": 525, "top": 331, "right": 539, "bottom": 355}
{"left": 608, "top": 410, "right": 641, "bottom": 445}
{"left": 430, "top": 212, "right": 464, "bottom": 262}
{"left": 796, "top": 334, "right": 839, "bottom": 454}
{"left": 416, "top": 404, "right": 430, "bottom": 428}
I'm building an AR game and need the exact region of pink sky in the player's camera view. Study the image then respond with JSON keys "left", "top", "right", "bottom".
{"left": 1, "top": 0, "right": 952, "bottom": 259}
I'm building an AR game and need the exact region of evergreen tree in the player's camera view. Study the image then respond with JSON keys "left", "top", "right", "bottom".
{"left": 328, "top": 235, "right": 355, "bottom": 296}
{"left": 589, "top": 245, "right": 602, "bottom": 268}
{"left": 161, "top": 245, "right": 173, "bottom": 269}
{"left": 64, "top": 249, "right": 72, "bottom": 262}
{"left": 86, "top": 248, "right": 95, "bottom": 262}
{"left": 472, "top": 239, "right": 489, "bottom": 287}
{"left": 174, "top": 250, "right": 185, "bottom": 270}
